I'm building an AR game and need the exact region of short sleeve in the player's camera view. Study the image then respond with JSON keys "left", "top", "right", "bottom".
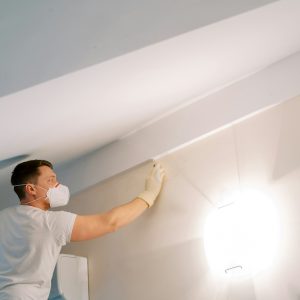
{"left": 46, "top": 211, "right": 77, "bottom": 246}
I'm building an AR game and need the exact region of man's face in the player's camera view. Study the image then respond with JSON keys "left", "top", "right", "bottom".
{"left": 36, "top": 166, "right": 58, "bottom": 189}
{"left": 33, "top": 166, "right": 58, "bottom": 200}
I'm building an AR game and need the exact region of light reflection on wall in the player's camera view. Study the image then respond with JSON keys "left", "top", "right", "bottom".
{"left": 204, "top": 189, "right": 281, "bottom": 279}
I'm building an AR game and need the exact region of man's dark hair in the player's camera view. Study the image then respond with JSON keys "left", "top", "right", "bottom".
{"left": 11, "top": 160, "right": 53, "bottom": 200}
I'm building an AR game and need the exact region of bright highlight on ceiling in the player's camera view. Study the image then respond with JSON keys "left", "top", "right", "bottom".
{"left": 204, "top": 189, "right": 280, "bottom": 278}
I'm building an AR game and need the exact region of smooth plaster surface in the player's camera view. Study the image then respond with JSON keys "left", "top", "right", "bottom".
{"left": 62, "top": 95, "right": 300, "bottom": 300}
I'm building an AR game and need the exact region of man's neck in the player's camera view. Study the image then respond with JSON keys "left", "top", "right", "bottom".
{"left": 20, "top": 198, "right": 50, "bottom": 211}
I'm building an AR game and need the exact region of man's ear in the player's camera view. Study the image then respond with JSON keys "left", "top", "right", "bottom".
{"left": 25, "top": 184, "right": 36, "bottom": 196}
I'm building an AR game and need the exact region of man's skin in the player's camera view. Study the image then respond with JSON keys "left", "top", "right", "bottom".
{"left": 20, "top": 165, "right": 150, "bottom": 241}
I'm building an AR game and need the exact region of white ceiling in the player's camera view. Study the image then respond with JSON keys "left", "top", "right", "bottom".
{"left": 1, "top": 0, "right": 300, "bottom": 207}
{"left": 0, "top": 0, "right": 276, "bottom": 97}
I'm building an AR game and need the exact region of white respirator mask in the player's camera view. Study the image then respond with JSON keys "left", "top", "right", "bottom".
{"left": 14, "top": 183, "right": 70, "bottom": 208}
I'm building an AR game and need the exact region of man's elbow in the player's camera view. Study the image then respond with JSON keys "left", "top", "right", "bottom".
{"left": 105, "top": 210, "right": 122, "bottom": 233}
{"left": 102, "top": 213, "right": 118, "bottom": 233}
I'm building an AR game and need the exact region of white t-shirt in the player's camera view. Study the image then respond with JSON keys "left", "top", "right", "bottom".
{"left": 0, "top": 205, "right": 77, "bottom": 300}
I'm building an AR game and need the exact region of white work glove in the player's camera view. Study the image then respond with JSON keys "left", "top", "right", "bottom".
{"left": 137, "top": 162, "right": 166, "bottom": 207}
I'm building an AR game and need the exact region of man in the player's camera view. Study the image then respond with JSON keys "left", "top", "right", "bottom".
{"left": 0, "top": 159, "right": 165, "bottom": 299}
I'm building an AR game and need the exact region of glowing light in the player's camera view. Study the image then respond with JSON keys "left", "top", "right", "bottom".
{"left": 204, "top": 189, "right": 280, "bottom": 278}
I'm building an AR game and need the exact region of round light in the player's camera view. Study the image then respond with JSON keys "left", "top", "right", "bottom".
{"left": 204, "top": 189, "right": 280, "bottom": 278}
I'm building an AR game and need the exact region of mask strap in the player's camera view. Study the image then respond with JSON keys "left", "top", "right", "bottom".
{"left": 14, "top": 184, "right": 48, "bottom": 205}
{"left": 21, "top": 196, "right": 46, "bottom": 205}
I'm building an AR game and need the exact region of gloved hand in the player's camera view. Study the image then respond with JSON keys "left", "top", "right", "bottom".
{"left": 137, "top": 162, "right": 166, "bottom": 207}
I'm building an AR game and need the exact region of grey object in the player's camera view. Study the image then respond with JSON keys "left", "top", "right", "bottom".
{"left": 48, "top": 254, "right": 89, "bottom": 300}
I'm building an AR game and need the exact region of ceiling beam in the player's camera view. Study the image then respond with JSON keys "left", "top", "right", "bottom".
{"left": 56, "top": 51, "right": 300, "bottom": 195}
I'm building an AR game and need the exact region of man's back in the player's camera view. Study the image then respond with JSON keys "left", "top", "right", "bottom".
{"left": 0, "top": 205, "right": 76, "bottom": 300}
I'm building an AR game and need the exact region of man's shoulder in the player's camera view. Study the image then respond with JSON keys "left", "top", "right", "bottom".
{"left": 0, "top": 205, "right": 20, "bottom": 221}
{"left": 0, "top": 205, "right": 18, "bottom": 213}
{"left": 46, "top": 210, "right": 77, "bottom": 219}
{"left": 0, "top": 205, "right": 46, "bottom": 218}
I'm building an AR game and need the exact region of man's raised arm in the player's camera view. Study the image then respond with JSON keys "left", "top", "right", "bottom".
{"left": 71, "top": 163, "right": 165, "bottom": 241}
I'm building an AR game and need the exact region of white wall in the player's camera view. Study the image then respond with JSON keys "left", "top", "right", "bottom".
{"left": 62, "top": 95, "right": 300, "bottom": 300}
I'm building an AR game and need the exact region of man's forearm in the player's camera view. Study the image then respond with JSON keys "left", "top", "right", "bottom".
{"left": 71, "top": 164, "right": 165, "bottom": 241}
{"left": 107, "top": 198, "right": 148, "bottom": 231}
